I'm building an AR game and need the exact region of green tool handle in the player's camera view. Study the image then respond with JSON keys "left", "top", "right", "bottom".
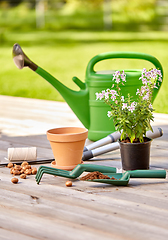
{"left": 87, "top": 51, "right": 163, "bottom": 77}
{"left": 127, "top": 169, "right": 166, "bottom": 178}
{"left": 70, "top": 164, "right": 116, "bottom": 177}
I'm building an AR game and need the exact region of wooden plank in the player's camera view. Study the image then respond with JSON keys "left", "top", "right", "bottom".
{"left": 0, "top": 228, "right": 40, "bottom": 240}
{"left": 0, "top": 177, "right": 168, "bottom": 240}
{"left": 0, "top": 174, "right": 168, "bottom": 240}
{"left": 0, "top": 96, "right": 82, "bottom": 126}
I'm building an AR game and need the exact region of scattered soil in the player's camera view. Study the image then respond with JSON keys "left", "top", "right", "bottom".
{"left": 80, "top": 171, "right": 116, "bottom": 181}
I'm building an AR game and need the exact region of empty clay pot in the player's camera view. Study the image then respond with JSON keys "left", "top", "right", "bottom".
{"left": 47, "top": 127, "right": 88, "bottom": 170}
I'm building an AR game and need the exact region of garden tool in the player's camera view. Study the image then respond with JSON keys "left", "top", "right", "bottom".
{"left": 35, "top": 164, "right": 117, "bottom": 184}
{"left": 35, "top": 163, "right": 166, "bottom": 186}
{"left": 0, "top": 158, "right": 54, "bottom": 168}
{"left": 82, "top": 127, "right": 162, "bottom": 160}
{"left": 12, "top": 44, "right": 163, "bottom": 141}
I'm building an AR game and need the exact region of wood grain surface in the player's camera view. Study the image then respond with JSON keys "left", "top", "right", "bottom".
{"left": 0, "top": 95, "right": 168, "bottom": 240}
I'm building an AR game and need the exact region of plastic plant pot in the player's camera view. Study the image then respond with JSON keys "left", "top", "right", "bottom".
{"left": 119, "top": 138, "right": 152, "bottom": 171}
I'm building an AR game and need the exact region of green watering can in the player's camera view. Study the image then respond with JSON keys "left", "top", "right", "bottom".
{"left": 12, "top": 44, "right": 163, "bottom": 141}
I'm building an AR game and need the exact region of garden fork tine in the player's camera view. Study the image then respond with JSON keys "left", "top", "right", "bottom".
{"left": 36, "top": 169, "right": 64, "bottom": 184}
{"left": 35, "top": 167, "right": 74, "bottom": 184}
{"left": 35, "top": 165, "right": 69, "bottom": 179}
{"left": 35, "top": 166, "right": 73, "bottom": 184}
{"left": 35, "top": 166, "right": 69, "bottom": 182}
{"left": 36, "top": 168, "right": 71, "bottom": 184}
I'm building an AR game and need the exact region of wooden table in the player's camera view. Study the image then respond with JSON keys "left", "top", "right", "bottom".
{"left": 0, "top": 95, "right": 168, "bottom": 240}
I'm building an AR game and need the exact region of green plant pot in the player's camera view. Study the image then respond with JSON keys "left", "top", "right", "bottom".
{"left": 119, "top": 138, "right": 152, "bottom": 170}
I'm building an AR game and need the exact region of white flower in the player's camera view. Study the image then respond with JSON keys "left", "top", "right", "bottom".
{"left": 158, "top": 77, "right": 162, "bottom": 82}
{"left": 142, "top": 77, "right": 148, "bottom": 85}
{"left": 143, "top": 94, "right": 149, "bottom": 100}
{"left": 111, "top": 95, "right": 116, "bottom": 101}
{"left": 110, "top": 90, "right": 117, "bottom": 95}
{"left": 107, "top": 111, "right": 112, "bottom": 118}
{"left": 121, "top": 71, "right": 126, "bottom": 82}
{"left": 127, "top": 102, "right": 137, "bottom": 113}
{"left": 105, "top": 92, "right": 109, "bottom": 99}
{"left": 154, "top": 83, "right": 158, "bottom": 89}
{"left": 140, "top": 86, "right": 147, "bottom": 94}
{"left": 95, "top": 92, "right": 100, "bottom": 100}
{"left": 115, "top": 77, "right": 120, "bottom": 84}
{"left": 157, "top": 70, "right": 162, "bottom": 77}
{"left": 136, "top": 89, "right": 140, "bottom": 95}
{"left": 112, "top": 70, "right": 126, "bottom": 84}
{"left": 122, "top": 103, "right": 127, "bottom": 110}
{"left": 142, "top": 68, "right": 146, "bottom": 73}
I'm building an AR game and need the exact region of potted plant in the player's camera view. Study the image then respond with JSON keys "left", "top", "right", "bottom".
{"left": 96, "top": 68, "right": 163, "bottom": 170}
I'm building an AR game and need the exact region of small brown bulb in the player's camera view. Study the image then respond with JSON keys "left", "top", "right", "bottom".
{"left": 11, "top": 177, "right": 18, "bottom": 184}
{"left": 7, "top": 162, "right": 13, "bottom": 168}
{"left": 24, "top": 169, "right": 32, "bottom": 175}
{"left": 21, "top": 161, "right": 29, "bottom": 167}
{"left": 20, "top": 169, "right": 25, "bottom": 174}
{"left": 31, "top": 168, "right": 37, "bottom": 175}
{"left": 20, "top": 173, "right": 26, "bottom": 179}
{"left": 65, "top": 181, "right": 72, "bottom": 187}
{"left": 22, "top": 165, "right": 31, "bottom": 171}
{"left": 14, "top": 164, "right": 22, "bottom": 171}
{"left": 13, "top": 170, "right": 21, "bottom": 175}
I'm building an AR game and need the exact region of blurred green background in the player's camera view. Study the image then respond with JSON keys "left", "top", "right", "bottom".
{"left": 0, "top": 0, "right": 168, "bottom": 113}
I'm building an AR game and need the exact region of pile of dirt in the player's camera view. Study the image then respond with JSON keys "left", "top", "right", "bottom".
{"left": 80, "top": 171, "right": 116, "bottom": 180}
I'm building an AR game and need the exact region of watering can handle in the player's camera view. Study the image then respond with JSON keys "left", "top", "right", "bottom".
{"left": 86, "top": 51, "right": 163, "bottom": 78}
{"left": 86, "top": 52, "right": 163, "bottom": 101}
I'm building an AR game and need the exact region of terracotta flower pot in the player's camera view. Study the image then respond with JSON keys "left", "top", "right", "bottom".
{"left": 47, "top": 127, "right": 88, "bottom": 170}
{"left": 119, "top": 138, "right": 152, "bottom": 170}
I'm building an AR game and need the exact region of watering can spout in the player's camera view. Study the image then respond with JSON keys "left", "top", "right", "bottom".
{"left": 12, "top": 43, "right": 90, "bottom": 129}
{"left": 13, "top": 43, "right": 38, "bottom": 71}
